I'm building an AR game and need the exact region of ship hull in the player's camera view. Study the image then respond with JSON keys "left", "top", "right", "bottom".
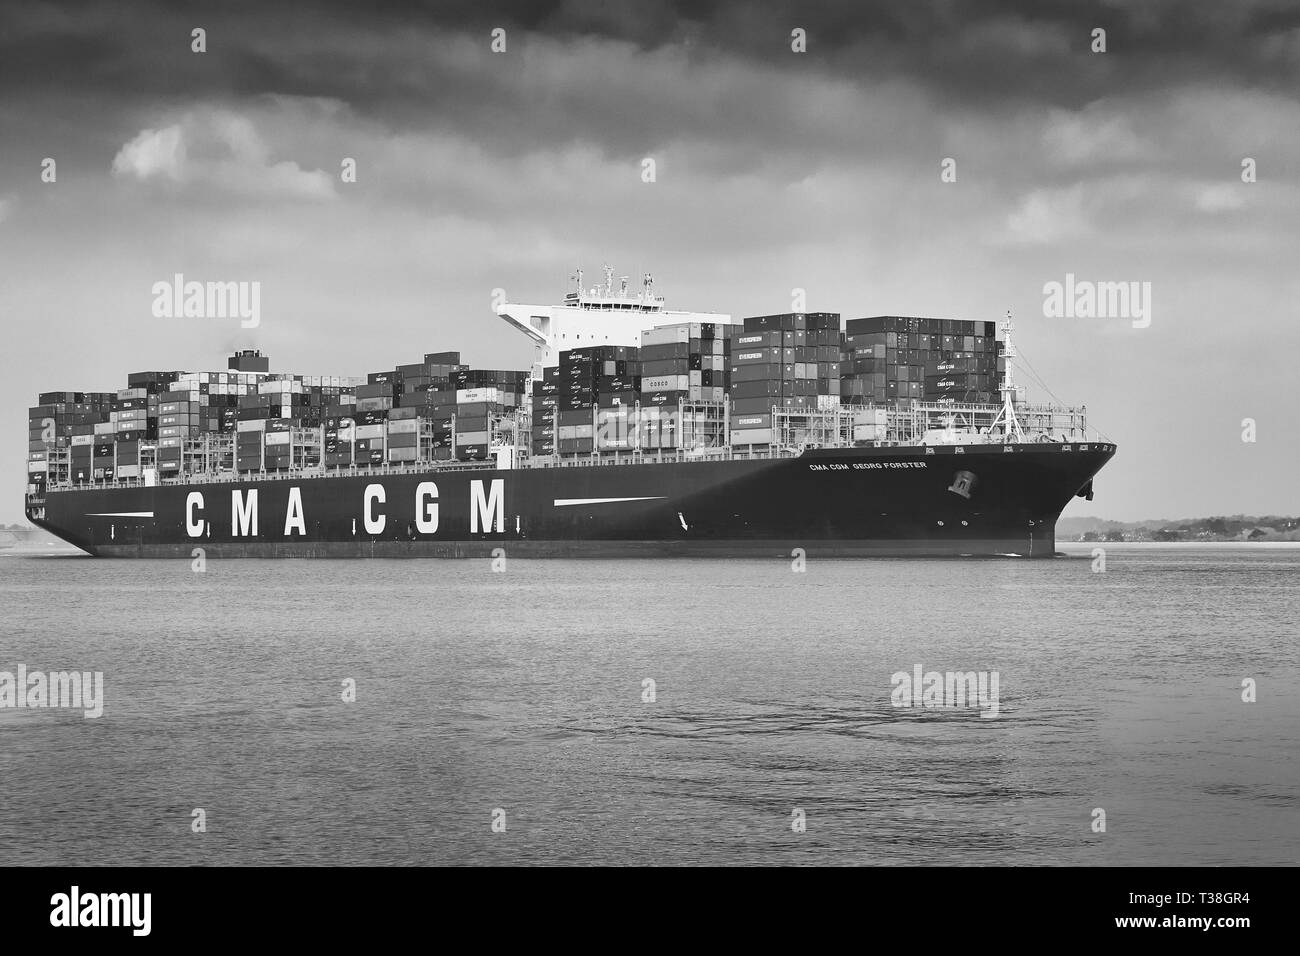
{"left": 27, "top": 443, "right": 1115, "bottom": 558}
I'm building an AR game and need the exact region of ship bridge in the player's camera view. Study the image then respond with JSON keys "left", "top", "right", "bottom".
{"left": 495, "top": 265, "right": 733, "bottom": 374}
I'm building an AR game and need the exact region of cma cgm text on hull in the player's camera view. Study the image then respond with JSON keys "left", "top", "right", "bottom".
{"left": 191, "top": 478, "right": 501, "bottom": 538}
{"left": 30, "top": 442, "right": 1115, "bottom": 558}
{"left": 24, "top": 269, "right": 1115, "bottom": 557}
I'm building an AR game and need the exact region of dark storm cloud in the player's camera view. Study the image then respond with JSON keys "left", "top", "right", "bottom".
{"left": 3, "top": 0, "right": 1298, "bottom": 120}
{"left": 3, "top": 2, "right": 1300, "bottom": 524}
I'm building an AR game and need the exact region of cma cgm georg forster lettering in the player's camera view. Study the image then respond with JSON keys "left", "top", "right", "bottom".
{"left": 23, "top": 267, "right": 1114, "bottom": 558}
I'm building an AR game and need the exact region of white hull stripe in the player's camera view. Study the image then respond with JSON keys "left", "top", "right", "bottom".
{"left": 553, "top": 497, "right": 665, "bottom": 507}
{"left": 86, "top": 512, "right": 155, "bottom": 518}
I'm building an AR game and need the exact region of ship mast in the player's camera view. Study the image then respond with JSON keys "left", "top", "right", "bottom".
{"left": 989, "top": 311, "right": 1025, "bottom": 442}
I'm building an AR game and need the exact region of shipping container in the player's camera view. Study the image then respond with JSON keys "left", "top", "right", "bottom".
{"left": 639, "top": 325, "right": 693, "bottom": 347}
{"left": 637, "top": 342, "right": 690, "bottom": 363}
{"left": 423, "top": 351, "right": 461, "bottom": 365}
{"left": 733, "top": 331, "right": 783, "bottom": 349}
{"left": 730, "top": 380, "right": 784, "bottom": 400}
{"left": 641, "top": 374, "right": 689, "bottom": 392}
{"left": 732, "top": 347, "right": 783, "bottom": 366}
{"left": 730, "top": 397, "right": 776, "bottom": 415}
{"left": 556, "top": 408, "right": 594, "bottom": 426}
{"left": 456, "top": 416, "right": 489, "bottom": 433}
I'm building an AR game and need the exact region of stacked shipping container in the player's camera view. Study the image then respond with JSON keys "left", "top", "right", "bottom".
{"left": 841, "top": 316, "right": 1003, "bottom": 406}
{"left": 235, "top": 369, "right": 363, "bottom": 472}
{"left": 729, "top": 312, "right": 841, "bottom": 446}
{"left": 28, "top": 392, "right": 114, "bottom": 485}
{"left": 26, "top": 314, "right": 1008, "bottom": 480}
{"left": 537, "top": 323, "right": 734, "bottom": 458}
{"left": 552, "top": 345, "right": 639, "bottom": 455}
{"left": 638, "top": 322, "right": 730, "bottom": 452}
{"left": 531, "top": 369, "right": 559, "bottom": 455}
{"left": 391, "top": 351, "right": 461, "bottom": 462}
{"left": 451, "top": 365, "right": 527, "bottom": 460}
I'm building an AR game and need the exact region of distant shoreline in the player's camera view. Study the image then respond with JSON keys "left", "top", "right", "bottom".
{"left": 1058, "top": 540, "right": 1300, "bottom": 548}
{"left": 1059, "top": 514, "right": 1299, "bottom": 544}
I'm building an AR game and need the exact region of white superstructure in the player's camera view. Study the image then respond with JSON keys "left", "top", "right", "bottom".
{"left": 496, "top": 265, "right": 734, "bottom": 376}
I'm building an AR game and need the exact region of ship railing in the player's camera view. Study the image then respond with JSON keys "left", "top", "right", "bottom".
{"left": 525, "top": 445, "right": 797, "bottom": 468}
{"left": 36, "top": 400, "right": 1100, "bottom": 493}
{"left": 772, "top": 400, "right": 1094, "bottom": 446}
{"left": 38, "top": 443, "right": 805, "bottom": 491}
{"left": 35, "top": 432, "right": 1101, "bottom": 493}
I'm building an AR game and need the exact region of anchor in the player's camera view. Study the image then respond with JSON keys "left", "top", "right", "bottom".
{"left": 947, "top": 470, "right": 977, "bottom": 500}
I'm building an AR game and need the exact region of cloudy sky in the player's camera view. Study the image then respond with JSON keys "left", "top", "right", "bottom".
{"left": 2, "top": 0, "right": 1298, "bottom": 522}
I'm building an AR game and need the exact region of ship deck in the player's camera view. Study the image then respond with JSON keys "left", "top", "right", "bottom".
{"left": 31, "top": 437, "right": 1113, "bottom": 496}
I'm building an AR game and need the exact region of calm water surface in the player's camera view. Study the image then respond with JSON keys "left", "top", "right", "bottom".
{"left": 1, "top": 543, "right": 1296, "bottom": 865}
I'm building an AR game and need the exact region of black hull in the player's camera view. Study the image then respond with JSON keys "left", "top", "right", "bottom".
{"left": 27, "top": 443, "right": 1115, "bottom": 558}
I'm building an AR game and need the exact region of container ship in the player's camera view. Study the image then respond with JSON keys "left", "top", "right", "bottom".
{"left": 23, "top": 268, "right": 1113, "bottom": 558}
